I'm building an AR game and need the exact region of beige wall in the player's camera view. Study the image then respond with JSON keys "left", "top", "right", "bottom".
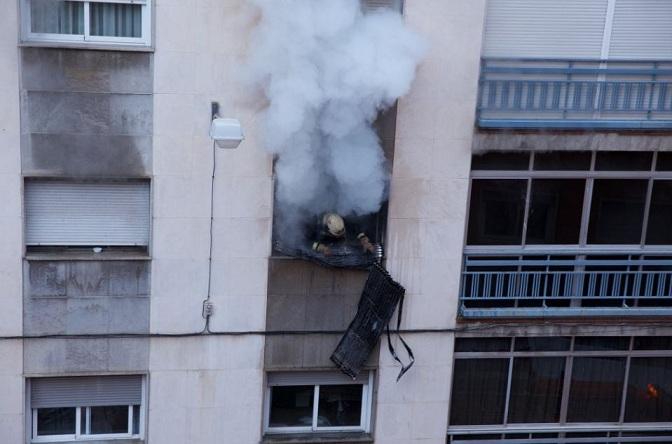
{"left": 149, "top": 0, "right": 270, "bottom": 443}
{"left": 374, "top": 0, "right": 486, "bottom": 442}
{"left": 0, "top": 0, "right": 24, "bottom": 441}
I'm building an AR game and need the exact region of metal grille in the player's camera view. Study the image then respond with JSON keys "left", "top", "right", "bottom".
{"left": 460, "top": 255, "right": 672, "bottom": 317}
{"left": 477, "top": 59, "right": 672, "bottom": 129}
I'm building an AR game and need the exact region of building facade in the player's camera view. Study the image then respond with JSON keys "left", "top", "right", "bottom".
{"left": 0, "top": 0, "right": 671, "bottom": 443}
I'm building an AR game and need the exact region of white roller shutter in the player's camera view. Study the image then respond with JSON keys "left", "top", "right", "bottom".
{"left": 25, "top": 181, "right": 150, "bottom": 246}
{"left": 31, "top": 376, "right": 143, "bottom": 408}
{"left": 267, "top": 371, "right": 369, "bottom": 386}
{"left": 483, "top": 0, "right": 609, "bottom": 58}
{"left": 362, "top": 0, "right": 402, "bottom": 13}
{"left": 609, "top": 0, "right": 672, "bottom": 60}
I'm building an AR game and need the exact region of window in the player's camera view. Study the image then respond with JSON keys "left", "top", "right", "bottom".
{"left": 264, "top": 372, "right": 373, "bottom": 434}
{"left": 30, "top": 375, "right": 144, "bottom": 442}
{"left": 448, "top": 336, "right": 672, "bottom": 443}
{"left": 463, "top": 152, "right": 672, "bottom": 312}
{"left": 21, "top": 0, "right": 151, "bottom": 47}
{"left": 24, "top": 180, "right": 150, "bottom": 255}
{"left": 468, "top": 151, "right": 672, "bottom": 248}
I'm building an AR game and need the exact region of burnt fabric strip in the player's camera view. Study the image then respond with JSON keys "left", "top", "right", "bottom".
{"left": 331, "top": 263, "right": 414, "bottom": 380}
{"left": 274, "top": 241, "right": 378, "bottom": 270}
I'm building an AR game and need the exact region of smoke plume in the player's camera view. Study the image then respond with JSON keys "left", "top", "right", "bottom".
{"left": 247, "top": 0, "right": 426, "bottom": 245}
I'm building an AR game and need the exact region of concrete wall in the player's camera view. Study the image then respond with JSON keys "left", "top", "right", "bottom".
{"left": 24, "top": 260, "right": 150, "bottom": 335}
{"left": 473, "top": 130, "right": 672, "bottom": 153}
{"left": 373, "top": 1, "right": 487, "bottom": 443}
{"left": 20, "top": 48, "right": 153, "bottom": 178}
{"left": 265, "top": 259, "right": 377, "bottom": 370}
{"left": 0, "top": 0, "right": 24, "bottom": 442}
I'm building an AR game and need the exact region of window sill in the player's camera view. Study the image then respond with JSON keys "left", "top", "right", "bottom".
{"left": 32, "top": 439, "right": 143, "bottom": 444}
{"left": 25, "top": 248, "right": 150, "bottom": 261}
{"left": 19, "top": 41, "right": 154, "bottom": 52}
{"left": 262, "top": 432, "right": 373, "bottom": 444}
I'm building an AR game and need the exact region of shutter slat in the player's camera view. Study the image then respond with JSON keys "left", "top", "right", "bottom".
{"left": 268, "top": 371, "right": 369, "bottom": 386}
{"left": 25, "top": 181, "right": 150, "bottom": 246}
{"left": 31, "top": 376, "right": 143, "bottom": 408}
{"left": 609, "top": 0, "right": 672, "bottom": 60}
{"left": 483, "top": 0, "right": 609, "bottom": 58}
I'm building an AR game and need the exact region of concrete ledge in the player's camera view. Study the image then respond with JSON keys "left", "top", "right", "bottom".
{"left": 262, "top": 432, "right": 373, "bottom": 444}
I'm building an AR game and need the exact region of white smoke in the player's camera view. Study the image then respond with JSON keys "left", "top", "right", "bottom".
{"left": 247, "top": 0, "right": 426, "bottom": 242}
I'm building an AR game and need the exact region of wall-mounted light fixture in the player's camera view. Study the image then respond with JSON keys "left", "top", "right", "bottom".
{"left": 209, "top": 102, "right": 244, "bottom": 149}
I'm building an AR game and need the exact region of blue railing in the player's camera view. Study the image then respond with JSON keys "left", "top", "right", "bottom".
{"left": 477, "top": 59, "right": 672, "bottom": 129}
{"left": 460, "top": 255, "right": 672, "bottom": 317}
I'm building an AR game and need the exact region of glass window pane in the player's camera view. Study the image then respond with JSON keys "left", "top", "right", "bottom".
{"left": 656, "top": 152, "right": 672, "bottom": 171}
{"left": 90, "top": 405, "right": 129, "bottom": 434}
{"left": 534, "top": 152, "right": 592, "bottom": 171}
{"left": 514, "top": 337, "right": 571, "bottom": 352}
{"left": 471, "top": 152, "right": 530, "bottom": 170}
{"left": 646, "top": 181, "right": 672, "bottom": 245}
{"left": 595, "top": 152, "right": 653, "bottom": 171}
{"left": 587, "top": 180, "right": 647, "bottom": 244}
{"left": 634, "top": 336, "right": 672, "bottom": 350}
{"left": 625, "top": 357, "right": 672, "bottom": 422}
{"left": 526, "top": 179, "right": 585, "bottom": 244}
{"left": 455, "top": 338, "right": 511, "bottom": 353}
{"left": 467, "top": 180, "right": 527, "bottom": 245}
{"left": 36, "top": 407, "right": 76, "bottom": 436}
{"left": 574, "top": 337, "right": 630, "bottom": 351}
{"left": 90, "top": 3, "right": 142, "bottom": 38}
{"left": 567, "top": 357, "right": 627, "bottom": 422}
{"left": 508, "top": 357, "right": 565, "bottom": 423}
{"left": 269, "top": 386, "right": 314, "bottom": 428}
{"left": 132, "top": 405, "right": 140, "bottom": 435}
{"left": 450, "top": 359, "right": 509, "bottom": 425}
{"left": 31, "top": 0, "right": 84, "bottom": 34}
{"left": 317, "top": 385, "right": 363, "bottom": 427}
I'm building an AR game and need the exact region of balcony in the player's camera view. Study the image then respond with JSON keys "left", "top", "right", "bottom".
{"left": 476, "top": 58, "right": 672, "bottom": 130}
{"left": 460, "top": 254, "right": 672, "bottom": 318}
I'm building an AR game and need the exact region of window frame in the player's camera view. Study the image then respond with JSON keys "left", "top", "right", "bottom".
{"left": 263, "top": 372, "right": 374, "bottom": 435}
{"left": 448, "top": 336, "right": 672, "bottom": 439}
{"left": 28, "top": 376, "right": 146, "bottom": 443}
{"left": 21, "top": 0, "right": 152, "bottom": 48}
{"left": 466, "top": 151, "right": 672, "bottom": 255}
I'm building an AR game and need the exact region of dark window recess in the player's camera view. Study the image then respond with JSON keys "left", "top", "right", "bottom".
{"left": 526, "top": 179, "right": 585, "bottom": 244}
{"left": 595, "top": 151, "right": 653, "bottom": 171}
{"left": 450, "top": 358, "right": 509, "bottom": 425}
{"left": 656, "top": 152, "right": 672, "bottom": 171}
{"left": 269, "top": 386, "right": 315, "bottom": 428}
{"left": 567, "top": 357, "right": 627, "bottom": 422}
{"left": 533, "top": 152, "right": 592, "bottom": 171}
{"left": 625, "top": 357, "right": 672, "bottom": 422}
{"left": 467, "top": 179, "right": 527, "bottom": 245}
{"left": 646, "top": 181, "right": 672, "bottom": 245}
{"left": 37, "top": 407, "right": 76, "bottom": 436}
{"left": 471, "top": 152, "right": 530, "bottom": 170}
{"left": 587, "top": 179, "right": 648, "bottom": 244}
{"left": 634, "top": 336, "right": 672, "bottom": 350}
{"left": 508, "top": 357, "right": 565, "bottom": 423}
{"left": 272, "top": 206, "right": 387, "bottom": 270}
{"left": 317, "top": 385, "right": 363, "bottom": 427}
{"left": 455, "top": 337, "right": 512, "bottom": 353}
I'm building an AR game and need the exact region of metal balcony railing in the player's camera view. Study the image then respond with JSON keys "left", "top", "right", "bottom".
{"left": 477, "top": 58, "right": 672, "bottom": 129}
{"left": 460, "top": 255, "right": 672, "bottom": 317}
